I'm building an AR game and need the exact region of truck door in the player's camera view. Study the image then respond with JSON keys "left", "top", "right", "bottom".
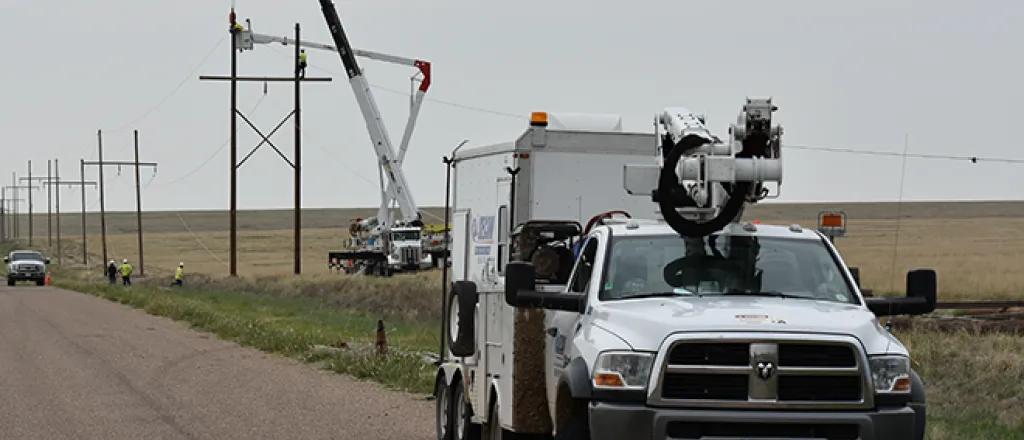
{"left": 545, "top": 235, "right": 599, "bottom": 414}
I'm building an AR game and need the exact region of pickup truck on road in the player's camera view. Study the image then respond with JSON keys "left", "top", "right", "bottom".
{"left": 5, "top": 250, "right": 50, "bottom": 286}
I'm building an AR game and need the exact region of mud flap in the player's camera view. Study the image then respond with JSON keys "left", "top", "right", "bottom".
{"left": 512, "top": 308, "right": 554, "bottom": 434}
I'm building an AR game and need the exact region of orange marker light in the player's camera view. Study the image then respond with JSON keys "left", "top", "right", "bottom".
{"left": 593, "top": 373, "right": 624, "bottom": 387}
{"left": 530, "top": 111, "right": 548, "bottom": 126}
{"left": 820, "top": 214, "right": 844, "bottom": 228}
{"left": 892, "top": 376, "right": 912, "bottom": 392}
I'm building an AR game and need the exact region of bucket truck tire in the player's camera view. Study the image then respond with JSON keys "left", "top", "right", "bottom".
{"left": 553, "top": 400, "right": 591, "bottom": 440}
{"left": 447, "top": 281, "right": 478, "bottom": 357}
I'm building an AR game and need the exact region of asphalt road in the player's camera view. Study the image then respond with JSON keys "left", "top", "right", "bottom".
{"left": 0, "top": 285, "right": 435, "bottom": 440}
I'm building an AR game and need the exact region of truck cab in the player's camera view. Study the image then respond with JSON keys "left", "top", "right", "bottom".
{"left": 387, "top": 226, "right": 433, "bottom": 271}
{"left": 503, "top": 219, "right": 935, "bottom": 440}
{"left": 5, "top": 250, "right": 51, "bottom": 286}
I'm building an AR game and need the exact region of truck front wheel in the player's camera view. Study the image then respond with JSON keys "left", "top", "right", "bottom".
{"left": 554, "top": 400, "right": 590, "bottom": 440}
{"left": 7, "top": 278, "right": 14, "bottom": 287}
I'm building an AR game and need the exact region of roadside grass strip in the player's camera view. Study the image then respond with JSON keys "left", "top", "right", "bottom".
{"left": 55, "top": 276, "right": 438, "bottom": 395}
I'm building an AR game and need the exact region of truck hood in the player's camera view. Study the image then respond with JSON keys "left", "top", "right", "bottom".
{"left": 9, "top": 260, "right": 45, "bottom": 266}
{"left": 591, "top": 296, "right": 904, "bottom": 356}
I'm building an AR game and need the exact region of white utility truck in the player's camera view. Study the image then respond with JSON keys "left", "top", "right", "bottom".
{"left": 434, "top": 100, "right": 935, "bottom": 440}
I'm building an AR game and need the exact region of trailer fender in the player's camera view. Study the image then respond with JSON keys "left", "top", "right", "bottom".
{"left": 559, "top": 357, "right": 593, "bottom": 400}
{"left": 437, "top": 362, "right": 462, "bottom": 388}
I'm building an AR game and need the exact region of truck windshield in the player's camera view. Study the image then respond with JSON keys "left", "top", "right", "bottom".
{"left": 10, "top": 252, "right": 42, "bottom": 262}
{"left": 391, "top": 230, "right": 421, "bottom": 241}
{"left": 599, "top": 234, "right": 856, "bottom": 304}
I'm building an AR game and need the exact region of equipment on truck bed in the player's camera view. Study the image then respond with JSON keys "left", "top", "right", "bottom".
{"left": 623, "top": 97, "right": 783, "bottom": 238}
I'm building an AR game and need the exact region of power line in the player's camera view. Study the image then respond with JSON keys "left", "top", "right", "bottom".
{"left": 786, "top": 144, "right": 1024, "bottom": 164}
{"left": 148, "top": 93, "right": 270, "bottom": 189}
{"left": 109, "top": 35, "right": 227, "bottom": 132}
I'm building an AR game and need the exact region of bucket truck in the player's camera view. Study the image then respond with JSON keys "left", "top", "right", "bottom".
{"left": 433, "top": 99, "right": 936, "bottom": 440}
{"left": 231, "top": 5, "right": 436, "bottom": 276}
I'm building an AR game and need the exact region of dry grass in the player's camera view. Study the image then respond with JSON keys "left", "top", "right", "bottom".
{"left": 16, "top": 200, "right": 1017, "bottom": 300}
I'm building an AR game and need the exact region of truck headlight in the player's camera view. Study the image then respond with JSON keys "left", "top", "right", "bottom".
{"left": 592, "top": 351, "right": 655, "bottom": 390}
{"left": 869, "top": 355, "right": 912, "bottom": 394}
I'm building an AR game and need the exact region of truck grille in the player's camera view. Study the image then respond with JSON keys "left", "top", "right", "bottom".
{"left": 401, "top": 247, "right": 420, "bottom": 264}
{"left": 651, "top": 335, "right": 871, "bottom": 410}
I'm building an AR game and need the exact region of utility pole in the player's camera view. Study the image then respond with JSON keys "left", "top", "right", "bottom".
{"left": 8, "top": 174, "right": 38, "bottom": 243}
{"left": 47, "top": 160, "right": 52, "bottom": 246}
{"left": 22, "top": 163, "right": 64, "bottom": 249}
{"left": 42, "top": 168, "right": 96, "bottom": 266}
{"left": 133, "top": 130, "right": 145, "bottom": 275}
{"left": 199, "top": 18, "right": 329, "bottom": 276}
{"left": 84, "top": 130, "right": 157, "bottom": 275}
{"left": 1, "top": 189, "right": 24, "bottom": 242}
{"left": 27, "top": 161, "right": 32, "bottom": 246}
{"left": 1, "top": 187, "right": 6, "bottom": 241}
{"left": 80, "top": 160, "right": 88, "bottom": 265}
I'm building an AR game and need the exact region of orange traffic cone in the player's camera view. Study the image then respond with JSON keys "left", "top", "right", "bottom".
{"left": 45, "top": 273, "right": 52, "bottom": 285}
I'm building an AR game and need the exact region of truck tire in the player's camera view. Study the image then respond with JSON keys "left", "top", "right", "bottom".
{"left": 910, "top": 369, "right": 926, "bottom": 440}
{"left": 7, "top": 278, "right": 14, "bottom": 287}
{"left": 553, "top": 400, "right": 591, "bottom": 440}
{"left": 452, "top": 378, "right": 481, "bottom": 440}
{"left": 436, "top": 376, "right": 454, "bottom": 440}
{"left": 35, "top": 278, "right": 45, "bottom": 286}
{"left": 448, "top": 281, "right": 478, "bottom": 357}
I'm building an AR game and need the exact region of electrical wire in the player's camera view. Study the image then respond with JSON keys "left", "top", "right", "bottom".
{"left": 108, "top": 35, "right": 227, "bottom": 132}
{"left": 148, "top": 93, "right": 270, "bottom": 189}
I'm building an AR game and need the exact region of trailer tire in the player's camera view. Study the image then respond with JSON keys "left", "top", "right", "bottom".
{"left": 553, "top": 399, "right": 590, "bottom": 440}
{"left": 452, "top": 377, "right": 481, "bottom": 440}
{"left": 436, "top": 376, "right": 454, "bottom": 440}
{"left": 448, "top": 281, "right": 478, "bottom": 357}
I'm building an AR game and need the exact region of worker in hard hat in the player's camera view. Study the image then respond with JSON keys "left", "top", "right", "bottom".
{"left": 231, "top": 22, "right": 245, "bottom": 34}
{"left": 106, "top": 260, "right": 118, "bottom": 285}
{"left": 120, "top": 258, "right": 133, "bottom": 287}
{"left": 172, "top": 262, "right": 184, "bottom": 287}
{"left": 298, "top": 49, "right": 308, "bottom": 78}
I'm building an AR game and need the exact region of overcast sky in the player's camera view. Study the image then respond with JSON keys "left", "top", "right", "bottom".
{"left": 1, "top": 0, "right": 1021, "bottom": 214}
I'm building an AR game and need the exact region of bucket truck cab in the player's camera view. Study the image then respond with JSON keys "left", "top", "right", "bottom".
{"left": 434, "top": 103, "right": 936, "bottom": 440}
{"left": 387, "top": 226, "right": 433, "bottom": 271}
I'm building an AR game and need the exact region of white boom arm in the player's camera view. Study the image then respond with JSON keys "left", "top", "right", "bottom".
{"left": 233, "top": 18, "right": 430, "bottom": 227}
{"left": 623, "top": 97, "right": 784, "bottom": 237}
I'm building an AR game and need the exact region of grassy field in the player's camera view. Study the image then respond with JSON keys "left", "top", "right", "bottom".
{"left": 9, "top": 200, "right": 1024, "bottom": 298}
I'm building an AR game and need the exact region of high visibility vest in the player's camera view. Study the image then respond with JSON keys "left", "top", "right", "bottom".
{"left": 175, "top": 267, "right": 184, "bottom": 280}
{"left": 120, "top": 263, "right": 133, "bottom": 277}
{"left": 299, "top": 52, "right": 307, "bottom": 63}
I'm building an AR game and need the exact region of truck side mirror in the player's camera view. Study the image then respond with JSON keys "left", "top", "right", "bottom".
{"left": 2, "top": 257, "right": 7, "bottom": 263}
{"left": 505, "top": 261, "right": 585, "bottom": 313}
{"left": 45, "top": 258, "right": 51, "bottom": 264}
{"left": 864, "top": 269, "right": 937, "bottom": 317}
